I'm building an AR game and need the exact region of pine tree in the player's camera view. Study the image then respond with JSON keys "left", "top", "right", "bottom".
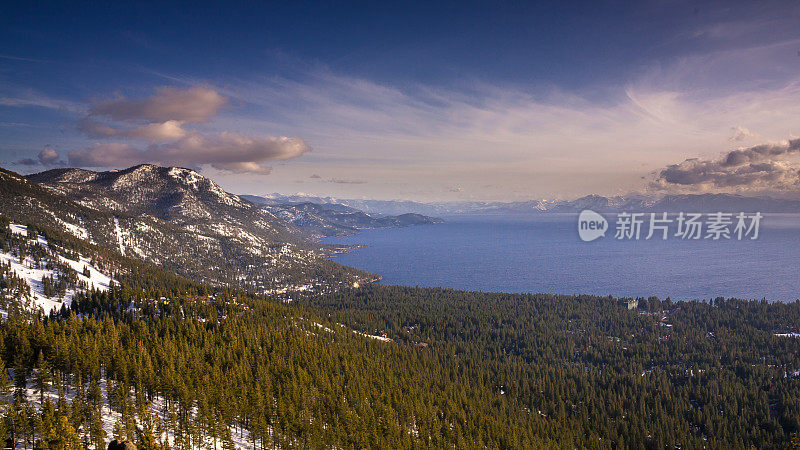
{"left": 54, "top": 414, "right": 82, "bottom": 448}
{"left": 0, "top": 358, "right": 12, "bottom": 406}
{"left": 135, "top": 398, "right": 160, "bottom": 449}
{"left": 33, "top": 351, "right": 51, "bottom": 404}
{"left": 89, "top": 409, "right": 107, "bottom": 449}
{"left": 113, "top": 419, "right": 126, "bottom": 441}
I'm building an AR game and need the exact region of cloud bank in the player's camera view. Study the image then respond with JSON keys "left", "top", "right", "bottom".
{"left": 69, "top": 133, "right": 309, "bottom": 174}
{"left": 653, "top": 138, "right": 800, "bottom": 193}
{"left": 68, "top": 87, "right": 310, "bottom": 174}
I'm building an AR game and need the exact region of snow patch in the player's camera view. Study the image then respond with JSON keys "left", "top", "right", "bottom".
{"left": 60, "top": 218, "right": 88, "bottom": 240}
{"left": 1, "top": 224, "right": 115, "bottom": 314}
{"left": 168, "top": 167, "right": 203, "bottom": 189}
{"left": 10, "top": 223, "right": 27, "bottom": 236}
{"left": 354, "top": 330, "right": 392, "bottom": 342}
{"left": 313, "top": 322, "right": 334, "bottom": 333}
{"left": 18, "top": 372, "right": 255, "bottom": 449}
{"left": 113, "top": 218, "right": 125, "bottom": 256}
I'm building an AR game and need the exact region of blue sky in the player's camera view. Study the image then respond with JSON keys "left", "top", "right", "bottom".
{"left": 2, "top": 0, "right": 800, "bottom": 200}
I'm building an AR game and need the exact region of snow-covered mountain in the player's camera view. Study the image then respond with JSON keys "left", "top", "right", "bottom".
{"left": 260, "top": 192, "right": 800, "bottom": 215}
{"left": 1, "top": 165, "right": 369, "bottom": 294}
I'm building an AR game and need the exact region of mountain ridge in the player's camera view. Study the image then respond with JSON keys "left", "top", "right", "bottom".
{"left": 3, "top": 165, "right": 371, "bottom": 293}
{"left": 258, "top": 192, "right": 800, "bottom": 215}
{"left": 242, "top": 194, "right": 444, "bottom": 237}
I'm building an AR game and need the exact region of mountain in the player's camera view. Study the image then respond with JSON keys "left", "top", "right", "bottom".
{"left": 242, "top": 195, "right": 444, "bottom": 237}
{"left": 265, "top": 192, "right": 800, "bottom": 215}
{"left": 253, "top": 193, "right": 488, "bottom": 216}
{"left": 2, "top": 165, "right": 371, "bottom": 293}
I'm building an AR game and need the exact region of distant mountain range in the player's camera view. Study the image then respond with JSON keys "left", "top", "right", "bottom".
{"left": 258, "top": 193, "right": 800, "bottom": 216}
{"left": 242, "top": 195, "right": 443, "bottom": 238}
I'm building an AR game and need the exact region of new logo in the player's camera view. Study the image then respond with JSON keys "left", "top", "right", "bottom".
{"left": 578, "top": 209, "right": 607, "bottom": 242}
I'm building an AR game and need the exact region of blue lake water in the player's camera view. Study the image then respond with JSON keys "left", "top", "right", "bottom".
{"left": 323, "top": 213, "right": 800, "bottom": 302}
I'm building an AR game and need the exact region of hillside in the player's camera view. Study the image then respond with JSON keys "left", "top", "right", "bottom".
{"left": 2, "top": 166, "right": 368, "bottom": 293}
{"left": 0, "top": 219, "right": 115, "bottom": 317}
{"left": 0, "top": 216, "right": 561, "bottom": 449}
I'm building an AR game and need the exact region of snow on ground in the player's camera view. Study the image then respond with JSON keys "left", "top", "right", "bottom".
{"left": 57, "top": 253, "right": 114, "bottom": 291}
{"left": 10, "top": 223, "right": 27, "bottom": 236}
{"left": 59, "top": 218, "right": 89, "bottom": 240}
{"left": 0, "top": 250, "right": 66, "bottom": 315}
{"left": 775, "top": 333, "right": 800, "bottom": 338}
{"left": 169, "top": 166, "right": 204, "bottom": 189}
{"left": 113, "top": 218, "right": 125, "bottom": 256}
{"left": 313, "top": 322, "right": 334, "bottom": 333}
{"left": 15, "top": 372, "right": 255, "bottom": 449}
{"left": 354, "top": 330, "right": 392, "bottom": 342}
{"left": 1, "top": 224, "right": 115, "bottom": 314}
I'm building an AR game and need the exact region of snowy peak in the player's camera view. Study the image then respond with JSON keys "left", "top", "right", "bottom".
{"left": 166, "top": 166, "right": 242, "bottom": 205}
{"left": 29, "top": 164, "right": 244, "bottom": 217}
{"left": 168, "top": 166, "right": 204, "bottom": 188}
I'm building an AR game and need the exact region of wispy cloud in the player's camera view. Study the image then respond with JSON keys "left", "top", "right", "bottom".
{"left": 9, "top": 35, "right": 800, "bottom": 199}
{"left": 199, "top": 41, "right": 800, "bottom": 199}
{"left": 0, "top": 53, "right": 48, "bottom": 63}
{"left": 327, "top": 178, "right": 367, "bottom": 184}
{"left": 0, "top": 89, "right": 83, "bottom": 112}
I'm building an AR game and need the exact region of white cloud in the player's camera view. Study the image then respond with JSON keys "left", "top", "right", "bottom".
{"left": 69, "top": 87, "right": 309, "bottom": 173}
{"left": 15, "top": 146, "right": 62, "bottom": 166}
{"left": 38, "top": 147, "right": 60, "bottom": 164}
{"left": 0, "top": 89, "right": 83, "bottom": 112}
{"left": 68, "top": 132, "right": 310, "bottom": 174}
{"left": 78, "top": 118, "right": 187, "bottom": 141}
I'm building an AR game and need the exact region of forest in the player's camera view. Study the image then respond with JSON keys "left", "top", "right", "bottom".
{"left": 1, "top": 217, "right": 800, "bottom": 448}
{"left": 300, "top": 286, "right": 800, "bottom": 448}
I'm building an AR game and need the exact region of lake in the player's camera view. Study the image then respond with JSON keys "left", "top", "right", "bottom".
{"left": 322, "top": 213, "right": 800, "bottom": 302}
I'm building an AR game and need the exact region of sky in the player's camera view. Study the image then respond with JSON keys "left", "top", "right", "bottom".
{"left": 1, "top": 0, "right": 800, "bottom": 201}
